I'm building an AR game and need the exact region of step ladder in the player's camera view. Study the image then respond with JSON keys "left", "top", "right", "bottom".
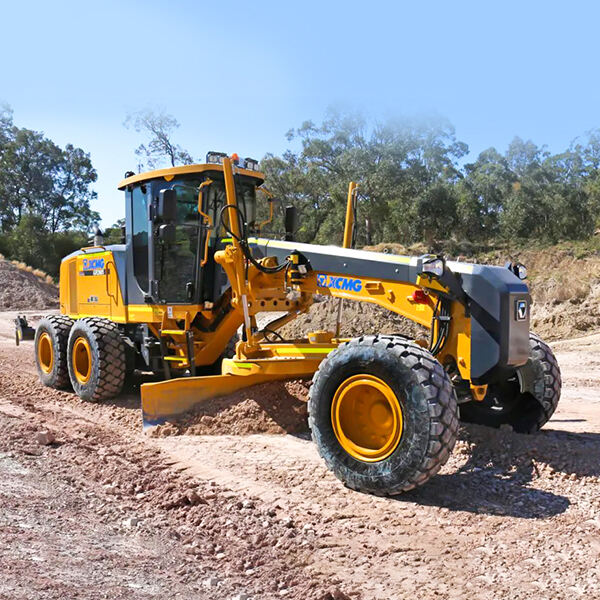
{"left": 159, "top": 329, "right": 197, "bottom": 379}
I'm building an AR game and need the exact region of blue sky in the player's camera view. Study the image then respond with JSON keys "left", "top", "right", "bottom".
{"left": 1, "top": 0, "right": 599, "bottom": 227}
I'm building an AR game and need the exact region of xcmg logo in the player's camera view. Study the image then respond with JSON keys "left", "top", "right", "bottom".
{"left": 316, "top": 274, "right": 362, "bottom": 293}
{"left": 82, "top": 257, "right": 105, "bottom": 270}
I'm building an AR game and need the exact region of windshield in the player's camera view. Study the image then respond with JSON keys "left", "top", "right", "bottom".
{"left": 203, "top": 177, "right": 257, "bottom": 238}
{"left": 150, "top": 174, "right": 258, "bottom": 303}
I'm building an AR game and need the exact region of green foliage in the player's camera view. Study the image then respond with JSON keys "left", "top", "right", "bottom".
{"left": 262, "top": 111, "right": 600, "bottom": 249}
{"left": 262, "top": 110, "right": 467, "bottom": 248}
{"left": 46, "top": 230, "right": 89, "bottom": 275}
{"left": 7, "top": 213, "right": 52, "bottom": 268}
{"left": 103, "top": 218, "right": 126, "bottom": 245}
{"left": 0, "top": 104, "right": 98, "bottom": 275}
{"left": 0, "top": 215, "right": 87, "bottom": 275}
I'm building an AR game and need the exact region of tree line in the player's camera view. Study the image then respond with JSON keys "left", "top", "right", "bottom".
{"left": 260, "top": 111, "right": 600, "bottom": 249}
{"left": 0, "top": 106, "right": 598, "bottom": 277}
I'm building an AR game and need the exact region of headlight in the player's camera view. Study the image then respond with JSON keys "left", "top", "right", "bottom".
{"left": 244, "top": 157, "right": 259, "bottom": 171}
{"left": 206, "top": 151, "right": 227, "bottom": 164}
{"left": 506, "top": 261, "right": 527, "bottom": 280}
{"left": 420, "top": 256, "right": 445, "bottom": 278}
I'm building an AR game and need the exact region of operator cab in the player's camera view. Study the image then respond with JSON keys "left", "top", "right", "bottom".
{"left": 118, "top": 153, "right": 264, "bottom": 306}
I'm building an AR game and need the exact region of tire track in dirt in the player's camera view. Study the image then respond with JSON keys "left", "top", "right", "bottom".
{"left": 1, "top": 311, "right": 600, "bottom": 599}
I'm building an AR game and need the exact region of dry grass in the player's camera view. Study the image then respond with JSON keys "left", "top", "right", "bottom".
{"left": 520, "top": 252, "right": 599, "bottom": 306}
{"left": 3, "top": 257, "right": 57, "bottom": 287}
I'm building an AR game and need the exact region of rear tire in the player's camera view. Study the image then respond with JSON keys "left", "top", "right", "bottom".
{"left": 67, "top": 318, "right": 126, "bottom": 402}
{"left": 34, "top": 315, "right": 74, "bottom": 389}
{"left": 308, "top": 335, "right": 459, "bottom": 496}
{"left": 459, "top": 333, "right": 561, "bottom": 433}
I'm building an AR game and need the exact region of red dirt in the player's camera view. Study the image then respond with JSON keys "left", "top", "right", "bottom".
{"left": 279, "top": 297, "right": 427, "bottom": 341}
{"left": 0, "top": 260, "right": 58, "bottom": 310}
{"left": 1, "top": 310, "right": 600, "bottom": 598}
{"left": 150, "top": 380, "right": 311, "bottom": 437}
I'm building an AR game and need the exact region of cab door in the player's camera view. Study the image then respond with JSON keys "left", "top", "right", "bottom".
{"left": 151, "top": 181, "right": 203, "bottom": 304}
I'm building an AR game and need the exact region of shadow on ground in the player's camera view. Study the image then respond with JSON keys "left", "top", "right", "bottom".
{"left": 398, "top": 423, "right": 600, "bottom": 518}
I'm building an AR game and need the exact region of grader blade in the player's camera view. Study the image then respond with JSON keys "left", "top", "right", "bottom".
{"left": 141, "top": 373, "right": 284, "bottom": 427}
{"left": 140, "top": 354, "right": 327, "bottom": 427}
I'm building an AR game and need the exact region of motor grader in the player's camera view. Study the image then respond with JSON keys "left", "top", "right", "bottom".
{"left": 28, "top": 153, "right": 561, "bottom": 496}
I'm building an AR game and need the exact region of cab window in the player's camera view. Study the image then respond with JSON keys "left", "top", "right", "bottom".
{"left": 131, "top": 184, "right": 149, "bottom": 291}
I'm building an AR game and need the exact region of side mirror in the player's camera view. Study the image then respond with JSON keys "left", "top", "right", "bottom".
{"left": 157, "top": 189, "right": 177, "bottom": 222}
{"left": 284, "top": 205, "right": 297, "bottom": 241}
{"left": 158, "top": 223, "right": 177, "bottom": 243}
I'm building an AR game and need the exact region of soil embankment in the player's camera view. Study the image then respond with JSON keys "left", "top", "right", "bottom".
{"left": 0, "top": 259, "right": 58, "bottom": 310}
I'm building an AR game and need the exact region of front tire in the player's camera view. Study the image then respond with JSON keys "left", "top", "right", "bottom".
{"left": 459, "top": 333, "right": 561, "bottom": 433}
{"left": 308, "top": 335, "right": 459, "bottom": 496}
{"left": 35, "top": 315, "right": 74, "bottom": 389}
{"left": 67, "top": 318, "right": 126, "bottom": 402}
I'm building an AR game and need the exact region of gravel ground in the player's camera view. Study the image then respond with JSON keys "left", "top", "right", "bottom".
{"left": 0, "top": 311, "right": 599, "bottom": 599}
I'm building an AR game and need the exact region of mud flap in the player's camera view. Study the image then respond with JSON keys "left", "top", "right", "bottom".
{"left": 15, "top": 316, "right": 35, "bottom": 346}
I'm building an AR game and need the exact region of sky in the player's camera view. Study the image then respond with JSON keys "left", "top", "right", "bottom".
{"left": 1, "top": 0, "right": 599, "bottom": 227}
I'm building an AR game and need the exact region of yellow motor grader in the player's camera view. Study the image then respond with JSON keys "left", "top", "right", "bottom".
{"left": 28, "top": 153, "right": 561, "bottom": 495}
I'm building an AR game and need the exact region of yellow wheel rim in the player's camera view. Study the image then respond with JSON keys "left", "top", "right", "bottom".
{"left": 72, "top": 337, "right": 92, "bottom": 384}
{"left": 38, "top": 332, "right": 54, "bottom": 374}
{"left": 331, "top": 374, "right": 403, "bottom": 462}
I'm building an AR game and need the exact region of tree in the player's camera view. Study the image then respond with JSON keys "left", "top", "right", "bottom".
{"left": 0, "top": 128, "right": 98, "bottom": 233}
{"left": 124, "top": 108, "right": 194, "bottom": 170}
{"left": 261, "top": 109, "right": 468, "bottom": 247}
{"left": 103, "top": 218, "right": 126, "bottom": 245}
{"left": 0, "top": 104, "right": 99, "bottom": 274}
{"left": 415, "top": 185, "right": 458, "bottom": 247}
{"left": 578, "top": 129, "right": 600, "bottom": 229}
{"left": 8, "top": 213, "right": 52, "bottom": 268}
{"left": 458, "top": 148, "right": 515, "bottom": 239}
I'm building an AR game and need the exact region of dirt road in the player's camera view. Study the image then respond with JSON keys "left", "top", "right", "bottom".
{"left": 1, "top": 311, "right": 599, "bottom": 599}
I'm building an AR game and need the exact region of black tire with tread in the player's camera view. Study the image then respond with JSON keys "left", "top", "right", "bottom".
{"left": 34, "top": 315, "right": 74, "bottom": 389}
{"left": 308, "top": 335, "right": 459, "bottom": 496}
{"left": 67, "top": 317, "right": 126, "bottom": 402}
{"left": 459, "top": 332, "right": 561, "bottom": 433}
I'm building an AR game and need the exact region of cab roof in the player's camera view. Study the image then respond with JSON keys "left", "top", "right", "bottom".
{"left": 117, "top": 163, "right": 265, "bottom": 190}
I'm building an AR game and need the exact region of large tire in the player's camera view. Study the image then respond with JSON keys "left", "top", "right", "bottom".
{"left": 459, "top": 333, "right": 561, "bottom": 433}
{"left": 308, "top": 335, "right": 459, "bottom": 496}
{"left": 67, "top": 318, "right": 126, "bottom": 402}
{"left": 34, "top": 315, "right": 74, "bottom": 389}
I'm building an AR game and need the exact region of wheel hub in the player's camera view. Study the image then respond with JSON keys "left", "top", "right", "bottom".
{"left": 72, "top": 337, "right": 92, "bottom": 384}
{"left": 331, "top": 374, "right": 403, "bottom": 462}
{"left": 38, "top": 332, "right": 53, "bottom": 374}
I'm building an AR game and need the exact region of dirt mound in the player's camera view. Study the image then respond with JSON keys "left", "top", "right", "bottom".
{"left": 150, "top": 379, "right": 311, "bottom": 437}
{"left": 280, "top": 298, "right": 427, "bottom": 340}
{"left": 0, "top": 260, "right": 58, "bottom": 310}
{"left": 464, "top": 244, "right": 600, "bottom": 341}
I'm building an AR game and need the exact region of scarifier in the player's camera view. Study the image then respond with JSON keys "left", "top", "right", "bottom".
{"left": 25, "top": 154, "right": 561, "bottom": 495}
